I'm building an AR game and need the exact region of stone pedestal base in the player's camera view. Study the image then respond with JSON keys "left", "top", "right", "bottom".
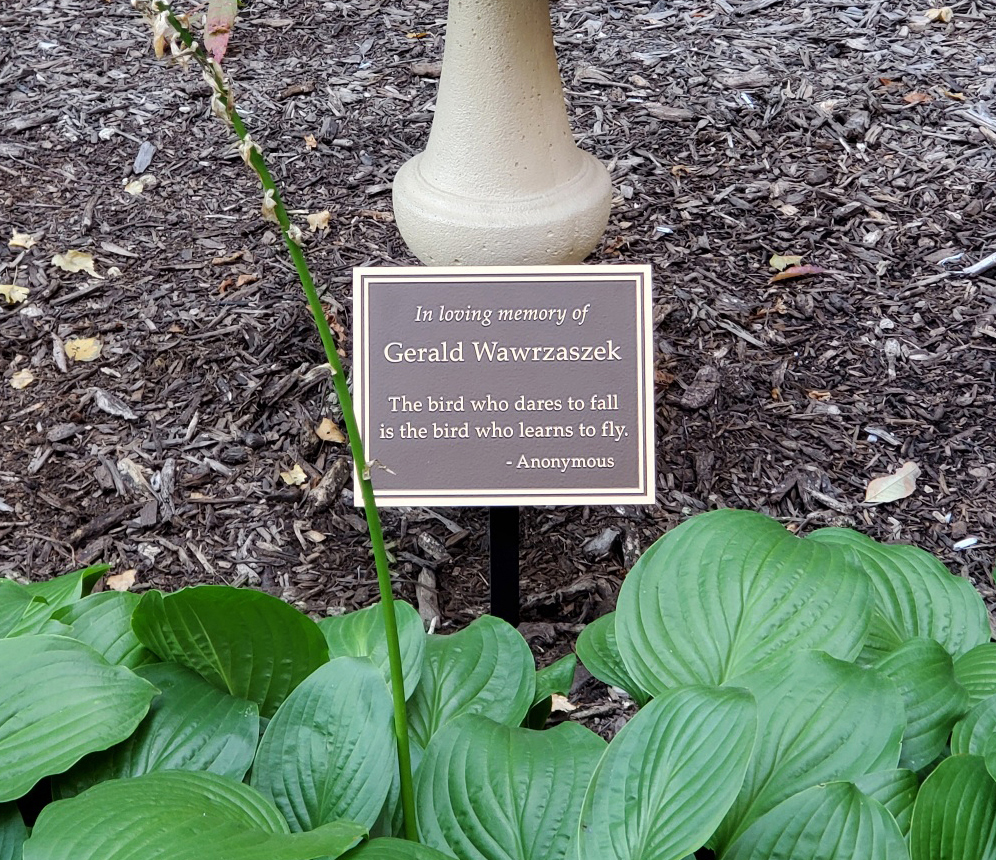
{"left": 392, "top": 0, "right": 612, "bottom": 266}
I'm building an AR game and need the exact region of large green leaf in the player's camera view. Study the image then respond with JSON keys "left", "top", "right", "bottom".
{"left": 406, "top": 615, "right": 534, "bottom": 748}
{"left": 575, "top": 612, "right": 651, "bottom": 707}
{"left": 712, "top": 650, "right": 905, "bottom": 854}
{"left": 0, "top": 635, "right": 158, "bottom": 802}
{"left": 0, "top": 581, "right": 64, "bottom": 637}
{"left": 22, "top": 770, "right": 366, "bottom": 860}
{"left": 722, "top": 782, "right": 907, "bottom": 860}
{"left": 615, "top": 510, "right": 873, "bottom": 692}
{"left": 852, "top": 770, "right": 919, "bottom": 838}
{"left": 417, "top": 715, "right": 605, "bottom": 860}
{"left": 951, "top": 693, "right": 996, "bottom": 756}
{"left": 524, "top": 653, "right": 577, "bottom": 729}
{"left": 54, "top": 662, "right": 259, "bottom": 798}
{"left": 371, "top": 740, "right": 424, "bottom": 840}
{"left": 345, "top": 838, "right": 455, "bottom": 860}
{"left": 252, "top": 656, "right": 396, "bottom": 832}
{"left": 808, "top": 527, "right": 989, "bottom": 662}
{"left": 0, "top": 803, "right": 25, "bottom": 860}
{"left": 874, "top": 637, "right": 969, "bottom": 770}
{"left": 132, "top": 585, "right": 328, "bottom": 718}
{"left": 54, "top": 591, "right": 157, "bottom": 668}
{"left": 579, "top": 685, "right": 757, "bottom": 860}
{"left": 318, "top": 600, "right": 425, "bottom": 700}
{"left": 21, "top": 564, "right": 105, "bottom": 609}
{"left": 954, "top": 643, "right": 996, "bottom": 706}
{"left": 910, "top": 754, "right": 996, "bottom": 860}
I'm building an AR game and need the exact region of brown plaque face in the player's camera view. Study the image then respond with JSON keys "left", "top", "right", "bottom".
{"left": 352, "top": 265, "right": 655, "bottom": 506}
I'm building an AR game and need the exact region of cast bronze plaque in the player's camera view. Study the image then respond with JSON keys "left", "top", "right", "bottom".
{"left": 352, "top": 265, "right": 655, "bottom": 506}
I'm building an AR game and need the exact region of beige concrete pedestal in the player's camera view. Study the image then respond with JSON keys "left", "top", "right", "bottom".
{"left": 392, "top": 0, "right": 612, "bottom": 266}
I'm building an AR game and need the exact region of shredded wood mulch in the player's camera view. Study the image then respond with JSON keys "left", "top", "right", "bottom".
{"left": 2, "top": 0, "right": 995, "bottom": 733}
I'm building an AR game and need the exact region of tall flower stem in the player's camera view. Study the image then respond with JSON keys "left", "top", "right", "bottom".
{"left": 142, "top": 3, "right": 417, "bottom": 839}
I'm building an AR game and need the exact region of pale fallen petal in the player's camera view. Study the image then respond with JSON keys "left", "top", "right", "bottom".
{"left": 864, "top": 461, "right": 921, "bottom": 504}
{"left": 106, "top": 569, "right": 137, "bottom": 591}
{"left": 0, "top": 284, "right": 29, "bottom": 304}
{"left": 9, "top": 231, "right": 36, "bottom": 250}
{"left": 307, "top": 210, "right": 331, "bottom": 232}
{"left": 550, "top": 694, "right": 577, "bottom": 713}
{"left": 769, "top": 253, "right": 803, "bottom": 271}
{"left": 10, "top": 369, "right": 35, "bottom": 389}
{"left": 52, "top": 250, "right": 103, "bottom": 279}
{"left": 316, "top": 417, "right": 346, "bottom": 443}
{"left": 64, "top": 337, "right": 103, "bottom": 362}
{"left": 280, "top": 463, "right": 308, "bottom": 485}
{"left": 124, "top": 179, "right": 145, "bottom": 195}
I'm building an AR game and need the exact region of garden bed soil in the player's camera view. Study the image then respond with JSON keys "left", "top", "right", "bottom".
{"left": 2, "top": 0, "right": 995, "bottom": 735}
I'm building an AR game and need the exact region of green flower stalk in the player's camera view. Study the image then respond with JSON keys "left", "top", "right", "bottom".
{"left": 131, "top": 0, "right": 418, "bottom": 840}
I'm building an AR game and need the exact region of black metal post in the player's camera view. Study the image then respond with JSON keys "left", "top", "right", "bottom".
{"left": 488, "top": 506, "right": 520, "bottom": 626}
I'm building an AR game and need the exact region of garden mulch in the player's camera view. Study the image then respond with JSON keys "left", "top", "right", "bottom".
{"left": 2, "top": 0, "right": 995, "bottom": 736}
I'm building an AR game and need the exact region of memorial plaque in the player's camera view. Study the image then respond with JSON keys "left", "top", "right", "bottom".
{"left": 353, "top": 265, "right": 654, "bottom": 506}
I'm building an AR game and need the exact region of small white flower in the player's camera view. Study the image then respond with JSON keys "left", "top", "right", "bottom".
{"left": 261, "top": 188, "right": 279, "bottom": 224}
{"left": 238, "top": 134, "right": 260, "bottom": 166}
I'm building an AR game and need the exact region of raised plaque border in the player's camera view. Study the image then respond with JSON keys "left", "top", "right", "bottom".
{"left": 352, "top": 265, "right": 655, "bottom": 507}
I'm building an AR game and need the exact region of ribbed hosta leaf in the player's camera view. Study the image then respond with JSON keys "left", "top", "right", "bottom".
{"left": 22, "top": 771, "right": 365, "bottom": 860}
{"left": 54, "top": 662, "right": 259, "bottom": 798}
{"left": 579, "top": 685, "right": 757, "bottom": 860}
{"left": 318, "top": 600, "right": 425, "bottom": 699}
{"left": 417, "top": 715, "right": 604, "bottom": 860}
{"left": 0, "top": 635, "right": 157, "bottom": 802}
{"left": 252, "top": 657, "right": 396, "bottom": 831}
{"left": 809, "top": 527, "right": 989, "bottom": 663}
{"left": 615, "top": 510, "right": 872, "bottom": 692}
{"left": 954, "top": 643, "right": 996, "bottom": 706}
{"left": 0, "top": 581, "right": 64, "bottom": 638}
{"left": 0, "top": 803, "right": 25, "bottom": 860}
{"left": 723, "top": 782, "right": 907, "bottom": 860}
{"left": 712, "top": 650, "right": 905, "bottom": 854}
{"left": 54, "top": 591, "right": 157, "bottom": 668}
{"left": 953, "top": 693, "right": 996, "bottom": 756}
{"left": 21, "top": 564, "right": 105, "bottom": 609}
{"left": 910, "top": 755, "right": 996, "bottom": 860}
{"left": 575, "top": 612, "right": 651, "bottom": 706}
{"left": 345, "top": 838, "right": 456, "bottom": 860}
{"left": 874, "top": 637, "right": 968, "bottom": 770}
{"left": 852, "top": 770, "right": 918, "bottom": 838}
{"left": 132, "top": 586, "right": 328, "bottom": 718}
{"left": 407, "top": 615, "right": 534, "bottom": 747}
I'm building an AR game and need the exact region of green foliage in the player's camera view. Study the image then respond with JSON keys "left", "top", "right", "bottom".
{"left": 579, "top": 686, "right": 756, "bottom": 860}
{"left": 909, "top": 755, "right": 996, "bottom": 859}
{"left": 251, "top": 657, "right": 397, "bottom": 832}
{"left": 319, "top": 601, "right": 425, "bottom": 700}
{"left": 132, "top": 585, "right": 329, "bottom": 718}
{"left": 722, "top": 782, "right": 907, "bottom": 860}
{"left": 5, "top": 507, "right": 994, "bottom": 860}
{"left": 615, "top": 510, "right": 874, "bottom": 692}
{"left": 406, "top": 615, "right": 535, "bottom": 748}
{"left": 24, "top": 771, "right": 366, "bottom": 860}
{"left": 53, "top": 662, "right": 259, "bottom": 798}
{"left": 416, "top": 716, "right": 604, "bottom": 860}
{"left": 52, "top": 591, "right": 157, "bottom": 669}
{"left": 0, "top": 634, "right": 158, "bottom": 802}
{"left": 523, "top": 652, "right": 577, "bottom": 729}
{"left": 0, "top": 804, "right": 26, "bottom": 860}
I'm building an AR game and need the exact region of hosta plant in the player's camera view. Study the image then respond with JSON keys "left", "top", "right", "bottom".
{"left": 3, "top": 509, "right": 996, "bottom": 860}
